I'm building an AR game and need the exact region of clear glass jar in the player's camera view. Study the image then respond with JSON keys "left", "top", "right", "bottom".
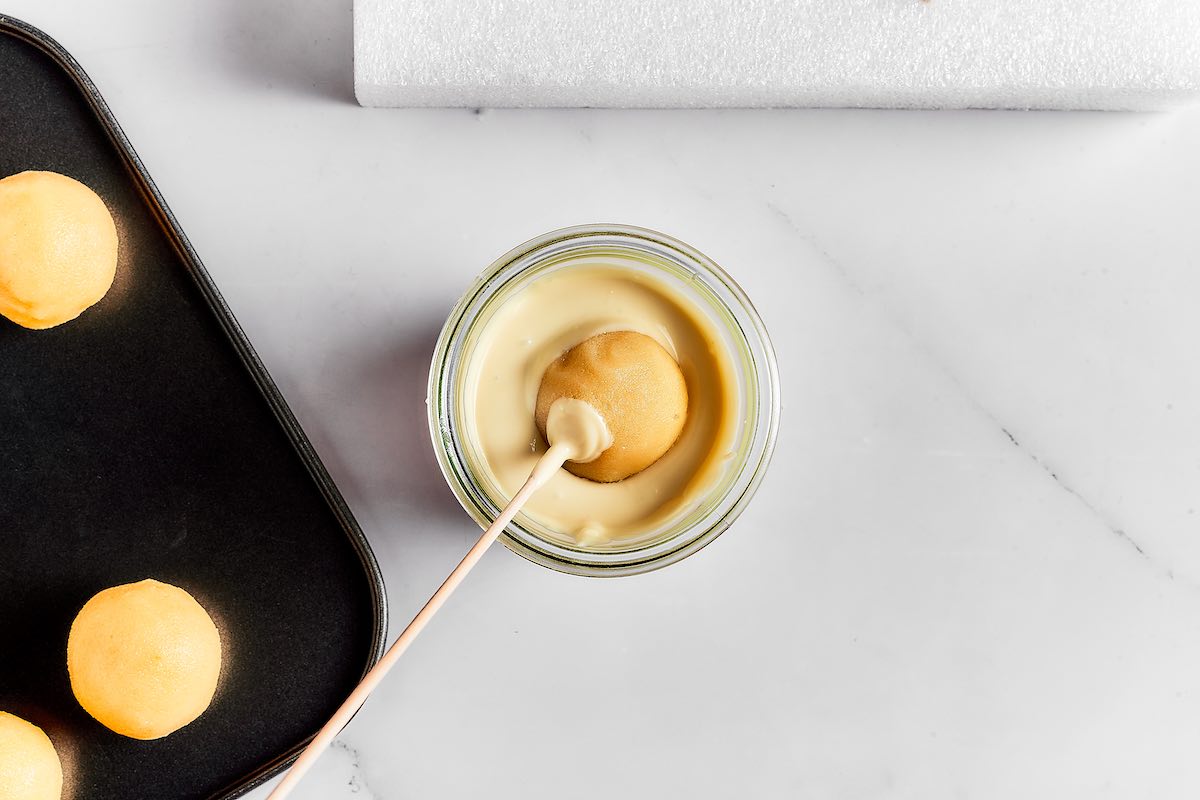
{"left": 427, "top": 225, "right": 780, "bottom": 576}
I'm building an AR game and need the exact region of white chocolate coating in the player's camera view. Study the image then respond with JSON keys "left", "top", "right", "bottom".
{"left": 461, "top": 266, "right": 739, "bottom": 547}
{"left": 545, "top": 397, "right": 613, "bottom": 463}
{"left": 536, "top": 331, "right": 688, "bottom": 483}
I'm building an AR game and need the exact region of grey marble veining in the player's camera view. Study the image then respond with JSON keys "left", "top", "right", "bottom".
{"left": 7, "top": 1, "right": 1200, "bottom": 797}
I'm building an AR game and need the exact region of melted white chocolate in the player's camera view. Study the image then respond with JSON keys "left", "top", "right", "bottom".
{"left": 461, "top": 266, "right": 739, "bottom": 547}
{"left": 545, "top": 398, "right": 613, "bottom": 463}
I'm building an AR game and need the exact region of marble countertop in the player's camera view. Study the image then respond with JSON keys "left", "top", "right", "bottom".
{"left": 8, "top": 1, "right": 1200, "bottom": 797}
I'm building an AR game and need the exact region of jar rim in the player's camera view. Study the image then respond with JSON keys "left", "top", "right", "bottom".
{"left": 427, "top": 224, "right": 781, "bottom": 577}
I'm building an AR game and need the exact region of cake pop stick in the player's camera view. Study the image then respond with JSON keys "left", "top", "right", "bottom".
{"left": 267, "top": 400, "right": 612, "bottom": 799}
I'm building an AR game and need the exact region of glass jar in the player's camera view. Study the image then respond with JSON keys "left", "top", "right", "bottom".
{"left": 427, "top": 225, "right": 780, "bottom": 576}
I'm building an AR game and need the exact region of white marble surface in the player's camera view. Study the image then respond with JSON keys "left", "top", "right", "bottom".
{"left": 8, "top": 1, "right": 1200, "bottom": 797}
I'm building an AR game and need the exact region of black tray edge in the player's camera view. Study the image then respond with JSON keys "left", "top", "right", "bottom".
{"left": 0, "top": 14, "right": 389, "bottom": 799}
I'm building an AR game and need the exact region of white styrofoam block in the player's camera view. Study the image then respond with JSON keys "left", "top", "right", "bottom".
{"left": 354, "top": 0, "right": 1200, "bottom": 110}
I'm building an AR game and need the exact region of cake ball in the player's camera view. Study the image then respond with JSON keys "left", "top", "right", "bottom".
{"left": 68, "top": 579, "right": 221, "bottom": 740}
{"left": 536, "top": 331, "right": 688, "bottom": 482}
{"left": 0, "top": 712, "right": 63, "bottom": 800}
{"left": 0, "top": 170, "right": 118, "bottom": 329}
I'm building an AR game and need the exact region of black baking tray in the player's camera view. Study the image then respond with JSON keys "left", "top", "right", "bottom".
{"left": 0, "top": 15, "right": 387, "bottom": 800}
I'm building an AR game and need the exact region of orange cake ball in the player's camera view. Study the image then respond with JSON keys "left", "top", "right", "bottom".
{"left": 536, "top": 331, "right": 688, "bottom": 483}
{"left": 0, "top": 712, "right": 63, "bottom": 800}
{"left": 68, "top": 579, "right": 222, "bottom": 740}
{"left": 0, "top": 170, "right": 118, "bottom": 329}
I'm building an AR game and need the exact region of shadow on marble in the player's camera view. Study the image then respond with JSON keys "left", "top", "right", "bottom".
{"left": 214, "top": 0, "right": 355, "bottom": 103}
{"left": 357, "top": 321, "right": 463, "bottom": 521}
{"left": 294, "top": 319, "right": 465, "bottom": 536}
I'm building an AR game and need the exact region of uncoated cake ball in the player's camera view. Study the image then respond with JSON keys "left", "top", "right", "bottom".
{"left": 0, "top": 170, "right": 117, "bottom": 329}
{"left": 68, "top": 579, "right": 222, "bottom": 740}
{"left": 0, "top": 712, "right": 63, "bottom": 800}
